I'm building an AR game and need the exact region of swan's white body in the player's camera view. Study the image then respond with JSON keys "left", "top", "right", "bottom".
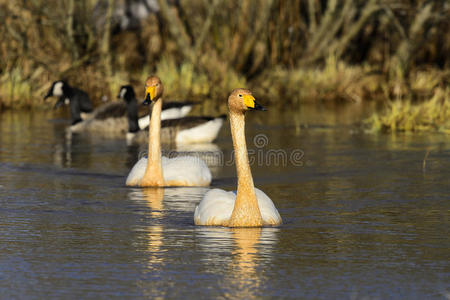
{"left": 194, "top": 188, "right": 281, "bottom": 226}
{"left": 126, "top": 156, "right": 212, "bottom": 187}
{"left": 176, "top": 118, "right": 223, "bottom": 144}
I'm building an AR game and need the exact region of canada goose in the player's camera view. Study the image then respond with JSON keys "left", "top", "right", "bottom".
{"left": 44, "top": 80, "right": 93, "bottom": 124}
{"left": 118, "top": 85, "right": 197, "bottom": 128}
{"left": 194, "top": 89, "right": 282, "bottom": 227}
{"left": 69, "top": 85, "right": 197, "bottom": 134}
{"left": 126, "top": 76, "right": 211, "bottom": 187}
{"left": 123, "top": 83, "right": 224, "bottom": 144}
{"left": 69, "top": 100, "right": 132, "bottom": 134}
{"left": 127, "top": 114, "right": 226, "bottom": 145}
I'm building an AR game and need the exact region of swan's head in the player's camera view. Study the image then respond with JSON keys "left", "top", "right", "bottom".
{"left": 44, "top": 80, "right": 66, "bottom": 100}
{"left": 118, "top": 85, "right": 135, "bottom": 102}
{"left": 143, "top": 76, "right": 164, "bottom": 105}
{"left": 228, "top": 89, "right": 266, "bottom": 113}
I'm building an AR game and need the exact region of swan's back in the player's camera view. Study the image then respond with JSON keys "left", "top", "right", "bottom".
{"left": 126, "top": 156, "right": 212, "bottom": 187}
{"left": 126, "top": 156, "right": 148, "bottom": 186}
{"left": 162, "top": 156, "right": 212, "bottom": 186}
{"left": 194, "top": 188, "right": 282, "bottom": 226}
{"left": 194, "top": 189, "right": 235, "bottom": 225}
{"left": 254, "top": 189, "right": 282, "bottom": 225}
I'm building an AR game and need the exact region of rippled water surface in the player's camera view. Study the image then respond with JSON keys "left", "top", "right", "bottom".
{"left": 0, "top": 107, "right": 449, "bottom": 299}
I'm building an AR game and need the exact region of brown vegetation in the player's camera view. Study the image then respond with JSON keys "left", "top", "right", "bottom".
{"left": 0, "top": 0, "right": 448, "bottom": 117}
{"left": 365, "top": 87, "right": 450, "bottom": 133}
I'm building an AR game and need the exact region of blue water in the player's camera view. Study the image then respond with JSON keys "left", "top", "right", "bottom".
{"left": 0, "top": 110, "right": 449, "bottom": 299}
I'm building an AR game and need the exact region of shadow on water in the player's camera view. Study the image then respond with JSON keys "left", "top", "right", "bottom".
{"left": 0, "top": 107, "right": 449, "bottom": 299}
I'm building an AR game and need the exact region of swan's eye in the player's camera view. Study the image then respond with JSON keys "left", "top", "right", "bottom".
{"left": 238, "top": 94, "right": 242, "bottom": 97}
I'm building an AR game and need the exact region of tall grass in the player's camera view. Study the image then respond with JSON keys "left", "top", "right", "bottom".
{"left": 365, "top": 88, "right": 450, "bottom": 133}
{"left": 253, "top": 55, "right": 381, "bottom": 104}
{"left": 0, "top": 0, "right": 448, "bottom": 115}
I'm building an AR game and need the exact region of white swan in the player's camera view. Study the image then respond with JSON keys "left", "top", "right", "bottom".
{"left": 126, "top": 76, "right": 212, "bottom": 187}
{"left": 194, "top": 89, "right": 282, "bottom": 227}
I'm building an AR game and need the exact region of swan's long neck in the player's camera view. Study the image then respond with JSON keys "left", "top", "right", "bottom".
{"left": 141, "top": 98, "right": 164, "bottom": 186}
{"left": 228, "top": 111, "right": 263, "bottom": 227}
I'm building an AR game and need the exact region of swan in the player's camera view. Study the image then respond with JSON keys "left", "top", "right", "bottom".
{"left": 44, "top": 80, "right": 93, "bottom": 124}
{"left": 194, "top": 89, "right": 282, "bottom": 227}
{"left": 126, "top": 76, "right": 212, "bottom": 187}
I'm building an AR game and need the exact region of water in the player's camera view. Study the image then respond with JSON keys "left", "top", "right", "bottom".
{"left": 0, "top": 107, "right": 449, "bottom": 299}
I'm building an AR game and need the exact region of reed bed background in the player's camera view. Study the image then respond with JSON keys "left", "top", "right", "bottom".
{"left": 0, "top": 0, "right": 448, "bottom": 132}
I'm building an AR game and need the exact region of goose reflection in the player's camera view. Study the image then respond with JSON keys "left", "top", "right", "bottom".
{"left": 52, "top": 125, "right": 89, "bottom": 168}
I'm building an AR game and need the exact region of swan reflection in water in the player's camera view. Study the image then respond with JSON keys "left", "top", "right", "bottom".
{"left": 127, "top": 187, "right": 209, "bottom": 266}
{"left": 196, "top": 226, "right": 279, "bottom": 297}
{"left": 128, "top": 188, "right": 166, "bottom": 269}
{"left": 127, "top": 187, "right": 278, "bottom": 298}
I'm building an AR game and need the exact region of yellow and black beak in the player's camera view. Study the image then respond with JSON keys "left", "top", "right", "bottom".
{"left": 143, "top": 86, "right": 156, "bottom": 105}
{"left": 243, "top": 94, "right": 267, "bottom": 111}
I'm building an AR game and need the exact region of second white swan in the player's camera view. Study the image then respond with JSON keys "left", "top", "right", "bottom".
{"left": 194, "top": 89, "right": 282, "bottom": 227}
{"left": 126, "top": 76, "right": 211, "bottom": 187}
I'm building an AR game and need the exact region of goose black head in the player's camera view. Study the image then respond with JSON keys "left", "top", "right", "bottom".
{"left": 118, "top": 85, "right": 136, "bottom": 103}
{"left": 44, "top": 80, "right": 68, "bottom": 100}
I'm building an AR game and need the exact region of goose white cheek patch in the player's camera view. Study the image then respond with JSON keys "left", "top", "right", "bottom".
{"left": 53, "top": 82, "right": 64, "bottom": 97}
{"left": 119, "top": 88, "right": 127, "bottom": 99}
